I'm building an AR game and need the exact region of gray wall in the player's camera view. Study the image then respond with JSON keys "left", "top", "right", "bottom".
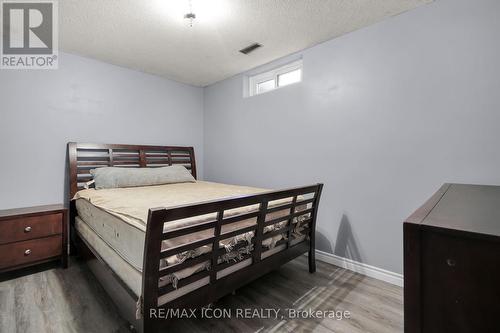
{"left": 0, "top": 52, "right": 204, "bottom": 210}
{"left": 204, "top": 0, "right": 500, "bottom": 274}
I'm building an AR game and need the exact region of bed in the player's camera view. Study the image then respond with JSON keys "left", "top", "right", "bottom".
{"left": 68, "top": 142, "right": 323, "bottom": 332}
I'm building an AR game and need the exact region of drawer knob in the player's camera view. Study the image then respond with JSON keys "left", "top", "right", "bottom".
{"left": 447, "top": 258, "right": 456, "bottom": 267}
{"left": 24, "top": 249, "right": 32, "bottom": 256}
{"left": 24, "top": 226, "right": 32, "bottom": 233}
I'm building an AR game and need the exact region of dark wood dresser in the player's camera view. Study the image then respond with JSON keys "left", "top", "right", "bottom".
{"left": 404, "top": 184, "right": 500, "bottom": 333}
{"left": 0, "top": 204, "right": 68, "bottom": 273}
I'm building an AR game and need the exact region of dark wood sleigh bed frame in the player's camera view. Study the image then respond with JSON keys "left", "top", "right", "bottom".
{"left": 68, "top": 142, "right": 323, "bottom": 332}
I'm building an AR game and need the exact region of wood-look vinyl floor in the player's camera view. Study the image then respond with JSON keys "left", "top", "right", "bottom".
{"left": 0, "top": 257, "right": 403, "bottom": 333}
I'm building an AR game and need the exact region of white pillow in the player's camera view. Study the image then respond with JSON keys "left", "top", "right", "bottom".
{"left": 90, "top": 165, "right": 195, "bottom": 189}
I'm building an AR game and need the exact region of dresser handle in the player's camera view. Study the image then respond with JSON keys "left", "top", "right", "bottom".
{"left": 24, "top": 249, "right": 32, "bottom": 256}
{"left": 24, "top": 226, "right": 32, "bottom": 233}
{"left": 446, "top": 258, "right": 456, "bottom": 267}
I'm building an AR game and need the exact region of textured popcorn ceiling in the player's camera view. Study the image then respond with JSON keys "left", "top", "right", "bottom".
{"left": 60, "top": 0, "right": 432, "bottom": 87}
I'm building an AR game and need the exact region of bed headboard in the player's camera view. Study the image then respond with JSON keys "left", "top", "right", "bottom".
{"left": 68, "top": 142, "right": 197, "bottom": 198}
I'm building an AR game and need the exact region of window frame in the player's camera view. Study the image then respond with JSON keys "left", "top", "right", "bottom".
{"left": 248, "top": 59, "right": 303, "bottom": 97}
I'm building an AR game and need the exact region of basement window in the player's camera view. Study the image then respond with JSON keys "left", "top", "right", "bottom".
{"left": 248, "top": 60, "right": 302, "bottom": 97}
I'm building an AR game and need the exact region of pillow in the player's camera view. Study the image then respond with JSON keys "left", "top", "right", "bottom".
{"left": 90, "top": 165, "right": 195, "bottom": 189}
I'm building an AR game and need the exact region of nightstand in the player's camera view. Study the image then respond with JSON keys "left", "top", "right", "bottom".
{"left": 0, "top": 204, "right": 68, "bottom": 273}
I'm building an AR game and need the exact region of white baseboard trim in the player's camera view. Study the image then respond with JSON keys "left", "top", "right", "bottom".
{"left": 314, "top": 250, "right": 403, "bottom": 287}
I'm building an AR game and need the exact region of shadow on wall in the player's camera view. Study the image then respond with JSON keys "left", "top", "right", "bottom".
{"left": 333, "top": 214, "right": 362, "bottom": 263}
{"left": 315, "top": 231, "right": 333, "bottom": 253}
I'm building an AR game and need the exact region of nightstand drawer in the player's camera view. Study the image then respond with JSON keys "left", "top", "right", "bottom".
{"left": 0, "top": 213, "right": 62, "bottom": 244}
{"left": 0, "top": 235, "right": 62, "bottom": 269}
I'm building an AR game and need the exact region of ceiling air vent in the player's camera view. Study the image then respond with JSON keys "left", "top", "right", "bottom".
{"left": 239, "top": 43, "right": 262, "bottom": 55}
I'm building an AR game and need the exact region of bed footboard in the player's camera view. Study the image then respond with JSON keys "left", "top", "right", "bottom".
{"left": 141, "top": 183, "right": 323, "bottom": 332}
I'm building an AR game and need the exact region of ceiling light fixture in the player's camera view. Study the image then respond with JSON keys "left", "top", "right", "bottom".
{"left": 184, "top": 0, "right": 196, "bottom": 27}
{"left": 158, "top": 0, "right": 227, "bottom": 27}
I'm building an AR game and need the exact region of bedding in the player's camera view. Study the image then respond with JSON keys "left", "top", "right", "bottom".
{"left": 73, "top": 181, "right": 310, "bottom": 291}
{"left": 90, "top": 165, "right": 195, "bottom": 189}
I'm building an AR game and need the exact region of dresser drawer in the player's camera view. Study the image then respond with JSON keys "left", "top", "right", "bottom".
{"left": 0, "top": 213, "right": 62, "bottom": 244}
{"left": 0, "top": 235, "right": 62, "bottom": 269}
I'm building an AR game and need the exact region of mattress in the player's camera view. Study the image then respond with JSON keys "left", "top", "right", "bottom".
{"left": 75, "top": 216, "right": 304, "bottom": 306}
{"left": 74, "top": 181, "right": 289, "bottom": 232}
{"left": 74, "top": 181, "right": 305, "bottom": 272}
{"left": 75, "top": 216, "right": 243, "bottom": 304}
{"left": 74, "top": 181, "right": 311, "bottom": 292}
{"left": 76, "top": 198, "right": 146, "bottom": 271}
{"left": 75, "top": 216, "right": 143, "bottom": 296}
